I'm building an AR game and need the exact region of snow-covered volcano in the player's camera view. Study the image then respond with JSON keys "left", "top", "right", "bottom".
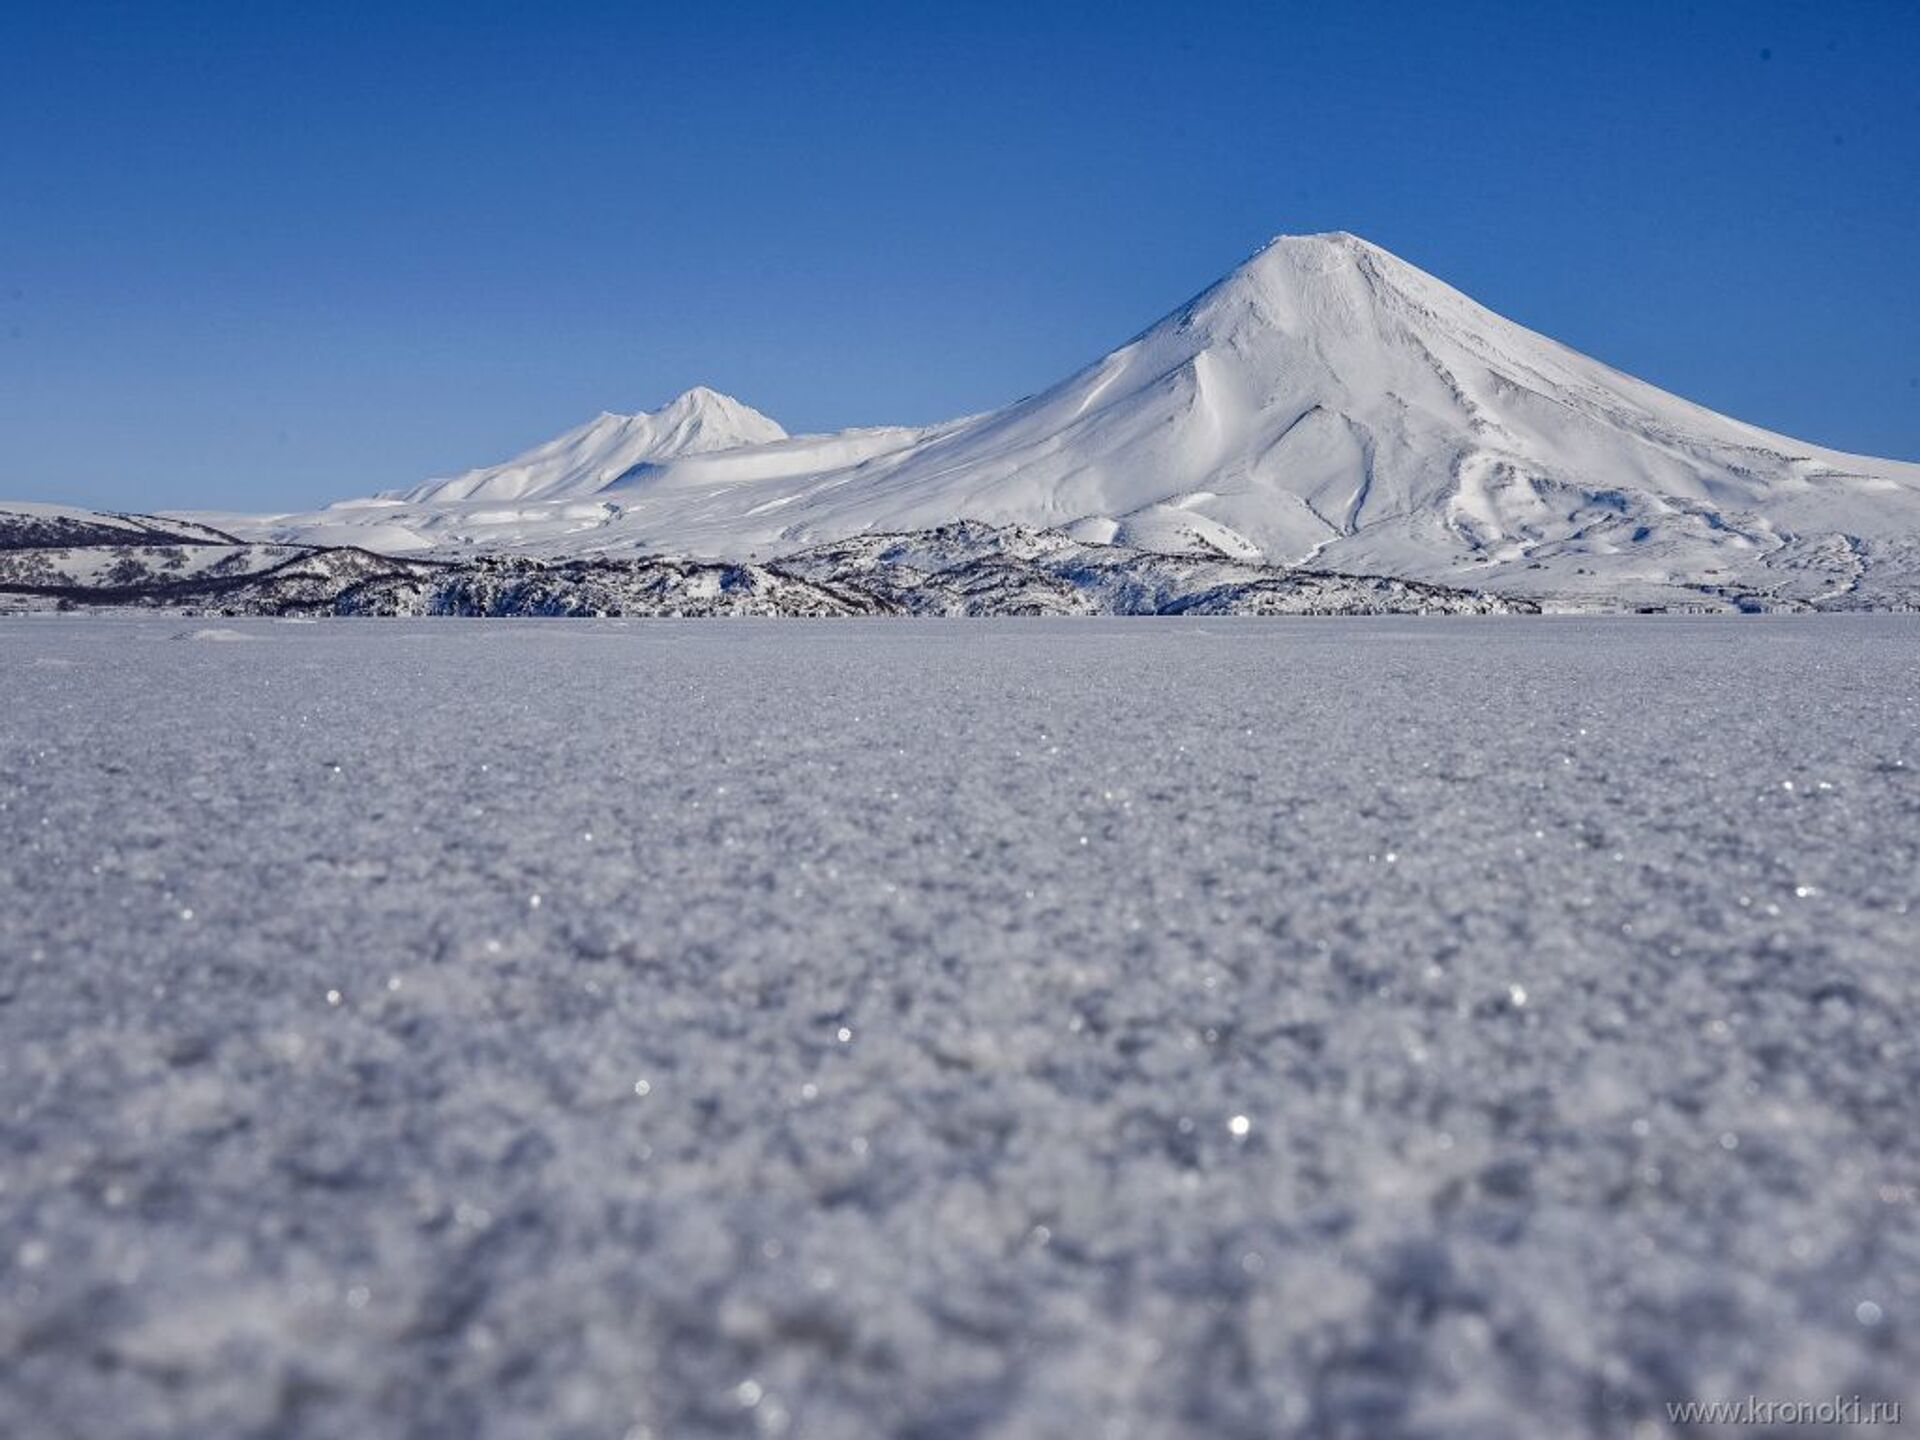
{"left": 213, "top": 233, "right": 1920, "bottom": 606}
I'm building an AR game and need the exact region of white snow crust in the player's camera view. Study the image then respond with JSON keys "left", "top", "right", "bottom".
{"left": 1, "top": 616, "right": 1915, "bottom": 1437}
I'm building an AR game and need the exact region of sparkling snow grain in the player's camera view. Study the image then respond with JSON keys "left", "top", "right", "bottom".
{"left": 0, "top": 616, "right": 1916, "bottom": 1439}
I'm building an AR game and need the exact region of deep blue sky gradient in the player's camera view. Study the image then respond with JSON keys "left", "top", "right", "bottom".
{"left": 3, "top": 0, "right": 1917, "bottom": 510}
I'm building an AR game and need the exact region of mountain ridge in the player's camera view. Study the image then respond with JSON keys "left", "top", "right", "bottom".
{"left": 62, "top": 233, "right": 1920, "bottom": 606}
{"left": 0, "top": 504, "right": 1541, "bottom": 618}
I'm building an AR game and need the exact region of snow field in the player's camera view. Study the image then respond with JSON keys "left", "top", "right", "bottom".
{"left": 1, "top": 616, "right": 1916, "bottom": 1438}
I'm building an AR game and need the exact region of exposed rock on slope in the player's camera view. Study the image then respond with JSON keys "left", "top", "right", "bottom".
{"left": 0, "top": 506, "right": 1534, "bottom": 616}
{"left": 0, "top": 502, "right": 241, "bottom": 551}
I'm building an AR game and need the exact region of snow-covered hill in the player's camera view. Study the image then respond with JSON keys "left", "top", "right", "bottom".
{"left": 131, "top": 233, "right": 1920, "bottom": 607}
{"left": 0, "top": 502, "right": 241, "bottom": 550}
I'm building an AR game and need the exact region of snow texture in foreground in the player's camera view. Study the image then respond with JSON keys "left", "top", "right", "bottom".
{"left": 1, "top": 617, "right": 1916, "bottom": 1439}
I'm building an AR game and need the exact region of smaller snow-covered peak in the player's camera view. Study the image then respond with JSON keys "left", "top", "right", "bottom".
{"left": 408, "top": 388, "right": 787, "bottom": 504}
{"left": 639, "top": 386, "right": 789, "bottom": 449}
{"left": 666, "top": 383, "right": 741, "bottom": 409}
{"left": 646, "top": 384, "right": 766, "bottom": 422}
{"left": 591, "top": 386, "right": 785, "bottom": 440}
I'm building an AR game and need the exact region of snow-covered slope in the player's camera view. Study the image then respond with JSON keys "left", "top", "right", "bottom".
{"left": 199, "top": 234, "right": 1920, "bottom": 605}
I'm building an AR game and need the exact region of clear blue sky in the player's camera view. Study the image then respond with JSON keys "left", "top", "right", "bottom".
{"left": 3, "top": 0, "right": 1916, "bottom": 511}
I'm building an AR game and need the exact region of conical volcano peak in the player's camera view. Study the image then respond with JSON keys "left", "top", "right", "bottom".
{"left": 1261, "top": 229, "right": 1373, "bottom": 254}
{"left": 1174, "top": 229, "right": 1519, "bottom": 366}
{"left": 1215, "top": 231, "right": 1418, "bottom": 303}
{"left": 1162, "top": 230, "right": 1412, "bottom": 351}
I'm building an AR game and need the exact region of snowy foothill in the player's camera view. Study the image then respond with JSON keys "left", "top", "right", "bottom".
{"left": 1, "top": 616, "right": 1915, "bottom": 1438}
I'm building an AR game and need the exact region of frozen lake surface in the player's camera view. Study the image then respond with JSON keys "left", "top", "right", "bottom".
{"left": 2, "top": 616, "right": 1916, "bottom": 1439}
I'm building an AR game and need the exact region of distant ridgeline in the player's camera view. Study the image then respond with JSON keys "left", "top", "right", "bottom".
{"left": 9, "top": 234, "right": 1920, "bottom": 612}
{"left": 0, "top": 506, "right": 1546, "bottom": 617}
{"left": 164, "top": 233, "right": 1920, "bottom": 613}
